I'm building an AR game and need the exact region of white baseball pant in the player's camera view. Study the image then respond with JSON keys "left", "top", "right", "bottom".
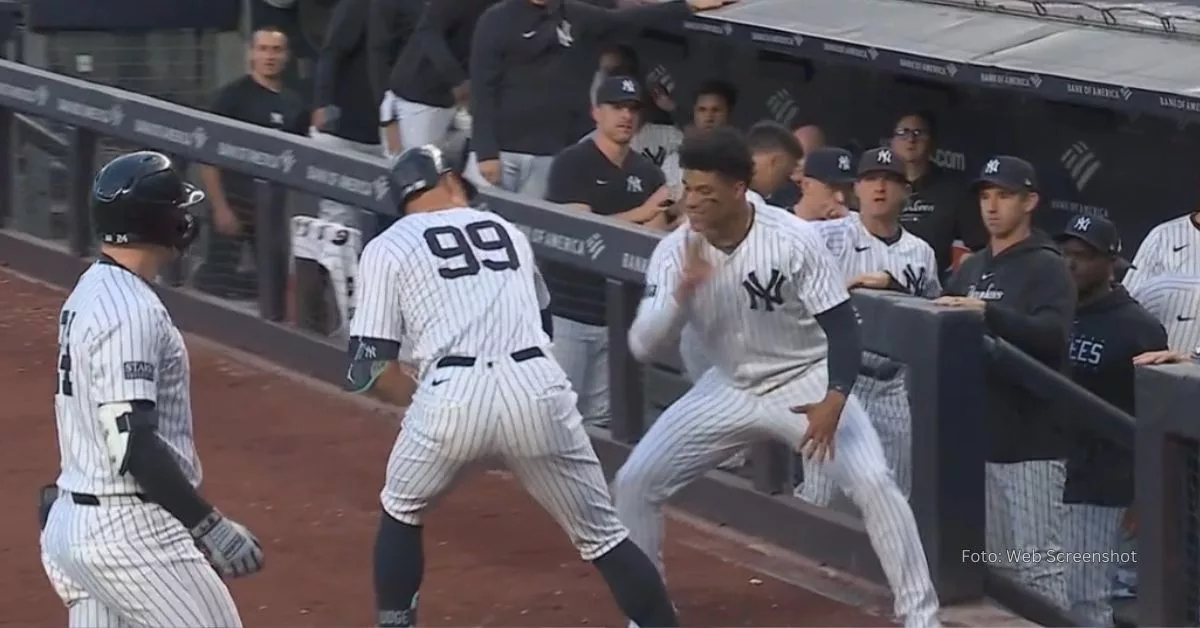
{"left": 379, "top": 91, "right": 458, "bottom": 158}
{"left": 984, "top": 460, "right": 1070, "bottom": 609}
{"left": 1062, "top": 503, "right": 1123, "bottom": 626}
{"left": 548, "top": 316, "right": 611, "bottom": 427}
{"left": 41, "top": 494, "right": 242, "bottom": 627}
{"left": 797, "top": 353, "right": 913, "bottom": 504}
{"left": 612, "top": 366, "right": 940, "bottom": 628}
{"left": 379, "top": 351, "right": 628, "bottom": 561}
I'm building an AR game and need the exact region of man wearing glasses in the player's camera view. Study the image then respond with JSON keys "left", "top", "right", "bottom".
{"left": 889, "top": 110, "right": 986, "bottom": 275}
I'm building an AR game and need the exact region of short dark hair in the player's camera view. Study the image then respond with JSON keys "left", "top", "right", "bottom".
{"left": 599, "top": 42, "right": 640, "bottom": 75}
{"left": 251, "top": 26, "right": 289, "bottom": 46}
{"left": 894, "top": 109, "right": 938, "bottom": 140}
{"left": 679, "top": 127, "right": 754, "bottom": 185}
{"left": 694, "top": 79, "right": 738, "bottom": 111}
{"left": 746, "top": 121, "right": 803, "bottom": 159}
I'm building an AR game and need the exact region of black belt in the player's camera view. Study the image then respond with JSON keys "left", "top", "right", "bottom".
{"left": 69, "top": 491, "right": 149, "bottom": 506}
{"left": 436, "top": 347, "right": 544, "bottom": 368}
{"left": 859, "top": 360, "right": 903, "bottom": 381}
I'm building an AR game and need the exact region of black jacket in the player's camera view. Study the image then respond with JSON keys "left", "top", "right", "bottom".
{"left": 367, "top": 0, "right": 426, "bottom": 103}
{"left": 314, "top": 0, "right": 380, "bottom": 145}
{"left": 390, "top": 0, "right": 498, "bottom": 109}
{"left": 469, "top": 0, "right": 691, "bottom": 161}
{"left": 902, "top": 165, "right": 987, "bottom": 274}
{"left": 1062, "top": 287, "right": 1167, "bottom": 507}
{"left": 945, "top": 231, "right": 1077, "bottom": 462}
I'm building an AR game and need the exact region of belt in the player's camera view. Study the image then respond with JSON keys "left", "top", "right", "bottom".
{"left": 859, "top": 360, "right": 903, "bottom": 381}
{"left": 435, "top": 347, "right": 544, "bottom": 368}
{"left": 68, "top": 491, "right": 149, "bottom": 506}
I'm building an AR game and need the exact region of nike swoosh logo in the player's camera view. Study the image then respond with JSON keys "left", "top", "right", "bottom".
{"left": 980, "top": 274, "right": 994, "bottom": 281}
{"left": 853, "top": 246, "right": 870, "bottom": 252}
{"left": 596, "top": 179, "right": 607, "bottom": 185}
{"left": 1173, "top": 245, "right": 1188, "bottom": 252}
{"left": 431, "top": 378, "right": 448, "bottom": 386}
{"left": 522, "top": 30, "right": 537, "bottom": 38}
{"left": 1179, "top": 316, "right": 1196, "bottom": 322}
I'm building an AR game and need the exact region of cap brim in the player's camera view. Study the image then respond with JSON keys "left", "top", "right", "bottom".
{"left": 971, "top": 176, "right": 1029, "bottom": 192}
{"left": 857, "top": 168, "right": 907, "bottom": 182}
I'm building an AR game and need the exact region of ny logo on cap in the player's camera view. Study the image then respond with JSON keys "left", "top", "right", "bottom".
{"left": 622, "top": 79, "right": 636, "bottom": 93}
{"left": 837, "top": 155, "right": 851, "bottom": 171}
{"left": 877, "top": 149, "right": 893, "bottom": 164}
{"left": 1074, "top": 216, "right": 1091, "bottom": 231}
{"left": 984, "top": 159, "right": 1000, "bottom": 174}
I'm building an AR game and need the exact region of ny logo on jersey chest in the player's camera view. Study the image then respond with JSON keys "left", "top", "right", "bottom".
{"left": 743, "top": 269, "right": 786, "bottom": 311}
{"left": 901, "top": 265, "right": 928, "bottom": 296}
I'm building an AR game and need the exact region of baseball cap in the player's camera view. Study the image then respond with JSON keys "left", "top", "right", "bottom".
{"left": 595, "top": 75, "right": 643, "bottom": 106}
{"left": 803, "top": 147, "right": 856, "bottom": 185}
{"left": 972, "top": 155, "right": 1038, "bottom": 192}
{"left": 857, "top": 147, "right": 907, "bottom": 180}
{"left": 1054, "top": 213, "right": 1123, "bottom": 257}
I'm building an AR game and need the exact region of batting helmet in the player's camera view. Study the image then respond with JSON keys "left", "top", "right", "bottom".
{"left": 91, "top": 151, "right": 204, "bottom": 251}
{"left": 390, "top": 144, "right": 476, "bottom": 211}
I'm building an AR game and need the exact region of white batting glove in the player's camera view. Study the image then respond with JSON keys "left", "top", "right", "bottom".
{"left": 190, "top": 511, "right": 265, "bottom": 578}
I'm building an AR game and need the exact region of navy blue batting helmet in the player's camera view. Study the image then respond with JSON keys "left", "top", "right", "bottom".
{"left": 91, "top": 151, "right": 204, "bottom": 251}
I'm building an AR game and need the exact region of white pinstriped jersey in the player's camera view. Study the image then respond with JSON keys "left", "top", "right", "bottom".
{"left": 817, "top": 213, "right": 942, "bottom": 298}
{"left": 1128, "top": 273, "right": 1200, "bottom": 354}
{"left": 632, "top": 123, "right": 684, "bottom": 198}
{"left": 1122, "top": 214, "right": 1200, "bottom": 294}
{"left": 54, "top": 261, "right": 200, "bottom": 495}
{"left": 643, "top": 206, "right": 850, "bottom": 394}
{"left": 350, "top": 208, "right": 551, "bottom": 379}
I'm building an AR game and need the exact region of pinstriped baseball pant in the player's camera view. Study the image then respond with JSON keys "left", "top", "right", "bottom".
{"left": 40, "top": 494, "right": 241, "bottom": 627}
{"left": 1062, "top": 503, "right": 1122, "bottom": 626}
{"left": 984, "top": 460, "right": 1070, "bottom": 609}
{"left": 613, "top": 367, "right": 939, "bottom": 628}
{"left": 380, "top": 352, "right": 628, "bottom": 561}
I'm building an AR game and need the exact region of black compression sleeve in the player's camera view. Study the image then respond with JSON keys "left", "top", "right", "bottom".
{"left": 541, "top": 309, "right": 554, "bottom": 339}
{"left": 813, "top": 300, "right": 863, "bottom": 395}
{"left": 123, "top": 402, "right": 214, "bottom": 530}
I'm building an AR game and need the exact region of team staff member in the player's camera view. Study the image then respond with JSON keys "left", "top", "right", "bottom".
{"left": 543, "top": 76, "right": 668, "bottom": 427}
{"left": 196, "top": 26, "right": 307, "bottom": 300}
{"left": 467, "top": 0, "right": 731, "bottom": 196}
{"left": 890, "top": 111, "right": 985, "bottom": 273}
{"left": 746, "top": 121, "right": 802, "bottom": 208}
{"left": 313, "top": 0, "right": 379, "bottom": 151}
{"left": 1122, "top": 208, "right": 1200, "bottom": 293}
{"left": 384, "top": 0, "right": 497, "bottom": 156}
{"left": 936, "top": 156, "right": 1074, "bottom": 609}
{"left": 1053, "top": 214, "right": 1167, "bottom": 627}
{"left": 367, "top": 0, "right": 424, "bottom": 106}
{"left": 792, "top": 146, "right": 853, "bottom": 221}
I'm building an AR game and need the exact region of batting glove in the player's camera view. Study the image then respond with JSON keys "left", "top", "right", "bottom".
{"left": 190, "top": 511, "right": 265, "bottom": 578}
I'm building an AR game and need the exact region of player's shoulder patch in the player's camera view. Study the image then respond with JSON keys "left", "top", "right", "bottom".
{"left": 122, "top": 361, "right": 156, "bottom": 383}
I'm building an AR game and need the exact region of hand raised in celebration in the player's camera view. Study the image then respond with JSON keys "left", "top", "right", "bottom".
{"left": 675, "top": 230, "right": 714, "bottom": 303}
{"left": 792, "top": 391, "right": 847, "bottom": 463}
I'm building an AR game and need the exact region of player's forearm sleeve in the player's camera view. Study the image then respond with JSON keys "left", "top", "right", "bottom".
{"left": 542, "top": 309, "right": 554, "bottom": 339}
{"left": 124, "top": 405, "right": 214, "bottom": 529}
{"left": 628, "top": 291, "right": 687, "bottom": 363}
{"left": 813, "top": 300, "right": 863, "bottom": 395}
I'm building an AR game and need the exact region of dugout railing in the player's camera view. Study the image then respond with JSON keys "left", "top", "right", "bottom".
{"left": 0, "top": 58, "right": 1198, "bottom": 623}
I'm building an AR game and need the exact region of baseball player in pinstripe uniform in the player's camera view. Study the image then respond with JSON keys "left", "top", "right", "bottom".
{"left": 1128, "top": 274, "right": 1200, "bottom": 356}
{"left": 344, "top": 145, "right": 679, "bottom": 628}
{"left": 797, "top": 148, "right": 940, "bottom": 505}
{"left": 40, "top": 152, "right": 263, "bottom": 628}
{"left": 1122, "top": 210, "right": 1200, "bottom": 295}
{"left": 614, "top": 129, "right": 940, "bottom": 628}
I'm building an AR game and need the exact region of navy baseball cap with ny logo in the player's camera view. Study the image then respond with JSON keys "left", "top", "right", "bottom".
{"left": 973, "top": 155, "right": 1038, "bottom": 192}
{"left": 804, "top": 147, "right": 856, "bottom": 185}
{"left": 1055, "top": 213, "right": 1123, "bottom": 256}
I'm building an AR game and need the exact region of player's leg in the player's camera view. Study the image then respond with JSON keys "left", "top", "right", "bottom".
{"left": 859, "top": 374, "right": 913, "bottom": 499}
{"left": 375, "top": 392, "right": 491, "bottom": 627}
{"left": 43, "top": 497, "right": 242, "bottom": 627}
{"left": 766, "top": 385, "right": 939, "bottom": 628}
{"left": 1062, "top": 503, "right": 1122, "bottom": 626}
{"left": 43, "top": 539, "right": 127, "bottom": 628}
{"left": 495, "top": 380, "right": 678, "bottom": 627}
{"left": 1005, "top": 460, "right": 1070, "bottom": 608}
{"left": 548, "top": 317, "right": 610, "bottom": 427}
{"left": 678, "top": 328, "right": 746, "bottom": 472}
{"left": 612, "top": 369, "right": 759, "bottom": 576}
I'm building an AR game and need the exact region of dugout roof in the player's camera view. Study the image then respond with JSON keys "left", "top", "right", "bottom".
{"left": 686, "top": 0, "right": 1200, "bottom": 122}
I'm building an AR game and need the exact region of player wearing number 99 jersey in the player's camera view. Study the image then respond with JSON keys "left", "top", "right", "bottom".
{"left": 344, "top": 145, "right": 679, "bottom": 628}
{"left": 41, "top": 152, "right": 262, "bottom": 628}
